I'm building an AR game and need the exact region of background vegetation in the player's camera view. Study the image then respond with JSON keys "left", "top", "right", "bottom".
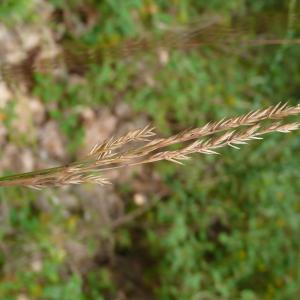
{"left": 0, "top": 0, "right": 300, "bottom": 299}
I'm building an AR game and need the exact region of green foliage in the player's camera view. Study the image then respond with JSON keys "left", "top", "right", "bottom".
{"left": 34, "top": 74, "right": 85, "bottom": 154}
{"left": 0, "top": 0, "right": 300, "bottom": 299}
{"left": 146, "top": 139, "right": 300, "bottom": 299}
{"left": 0, "top": 0, "right": 36, "bottom": 24}
{"left": 0, "top": 99, "right": 16, "bottom": 129}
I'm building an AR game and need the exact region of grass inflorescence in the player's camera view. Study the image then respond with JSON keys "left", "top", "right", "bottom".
{"left": 0, "top": 102, "right": 299, "bottom": 189}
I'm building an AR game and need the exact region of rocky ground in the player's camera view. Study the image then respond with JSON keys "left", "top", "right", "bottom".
{"left": 0, "top": 3, "right": 167, "bottom": 298}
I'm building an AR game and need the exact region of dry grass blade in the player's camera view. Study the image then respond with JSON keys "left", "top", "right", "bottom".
{"left": 0, "top": 102, "right": 299, "bottom": 189}
{"left": 1, "top": 13, "right": 300, "bottom": 87}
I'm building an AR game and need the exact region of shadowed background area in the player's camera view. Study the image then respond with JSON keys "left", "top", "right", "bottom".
{"left": 0, "top": 0, "right": 300, "bottom": 299}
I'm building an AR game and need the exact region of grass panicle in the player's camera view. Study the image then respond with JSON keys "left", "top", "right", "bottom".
{"left": 0, "top": 102, "right": 299, "bottom": 189}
